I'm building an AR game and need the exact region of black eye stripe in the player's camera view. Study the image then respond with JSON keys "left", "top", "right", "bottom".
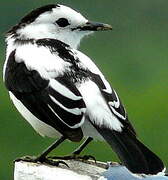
{"left": 56, "top": 18, "right": 70, "bottom": 27}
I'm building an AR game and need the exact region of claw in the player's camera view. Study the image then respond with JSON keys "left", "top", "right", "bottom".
{"left": 14, "top": 155, "right": 69, "bottom": 167}
{"left": 49, "top": 155, "right": 76, "bottom": 160}
{"left": 81, "top": 155, "right": 97, "bottom": 162}
{"left": 49, "top": 154, "right": 97, "bottom": 163}
{"left": 45, "top": 158, "right": 69, "bottom": 167}
{"left": 14, "top": 156, "right": 37, "bottom": 163}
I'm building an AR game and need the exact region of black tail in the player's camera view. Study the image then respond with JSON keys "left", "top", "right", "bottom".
{"left": 96, "top": 127, "right": 164, "bottom": 174}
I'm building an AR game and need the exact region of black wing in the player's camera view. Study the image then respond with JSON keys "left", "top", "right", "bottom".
{"left": 89, "top": 72, "right": 136, "bottom": 135}
{"left": 4, "top": 50, "right": 86, "bottom": 142}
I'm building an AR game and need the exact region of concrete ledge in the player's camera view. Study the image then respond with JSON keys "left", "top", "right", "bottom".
{"left": 14, "top": 160, "right": 108, "bottom": 180}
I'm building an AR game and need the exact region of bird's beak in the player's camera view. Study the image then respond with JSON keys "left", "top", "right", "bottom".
{"left": 72, "top": 21, "right": 112, "bottom": 31}
{"left": 84, "top": 21, "right": 112, "bottom": 31}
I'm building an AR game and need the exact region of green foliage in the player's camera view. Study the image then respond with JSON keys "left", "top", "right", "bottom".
{"left": 0, "top": 0, "right": 168, "bottom": 179}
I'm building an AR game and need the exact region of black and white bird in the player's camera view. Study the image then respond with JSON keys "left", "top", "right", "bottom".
{"left": 3, "top": 4, "right": 164, "bottom": 174}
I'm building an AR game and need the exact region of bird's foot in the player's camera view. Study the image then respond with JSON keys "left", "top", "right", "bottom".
{"left": 14, "top": 155, "right": 38, "bottom": 163}
{"left": 77, "top": 154, "right": 96, "bottom": 162}
{"left": 14, "top": 155, "right": 69, "bottom": 167}
{"left": 50, "top": 154, "right": 96, "bottom": 162}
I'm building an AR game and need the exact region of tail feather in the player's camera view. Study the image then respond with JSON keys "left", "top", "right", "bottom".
{"left": 96, "top": 127, "right": 164, "bottom": 174}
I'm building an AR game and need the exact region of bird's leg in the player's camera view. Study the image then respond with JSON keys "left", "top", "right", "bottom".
{"left": 15, "top": 136, "right": 68, "bottom": 166}
{"left": 50, "top": 137, "right": 96, "bottom": 161}
{"left": 36, "top": 136, "right": 67, "bottom": 162}
{"left": 72, "top": 137, "right": 93, "bottom": 155}
{"left": 72, "top": 137, "right": 96, "bottom": 161}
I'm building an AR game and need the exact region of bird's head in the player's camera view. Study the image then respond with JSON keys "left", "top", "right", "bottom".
{"left": 7, "top": 4, "right": 112, "bottom": 49}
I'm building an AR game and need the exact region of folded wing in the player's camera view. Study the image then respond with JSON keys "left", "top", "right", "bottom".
{"left": 5, "top": 50, "right": 86, "bottom": 141}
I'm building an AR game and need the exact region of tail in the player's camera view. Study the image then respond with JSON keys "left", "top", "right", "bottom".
{"left": 96, "top": 127, "right": 164, "bottom": 174}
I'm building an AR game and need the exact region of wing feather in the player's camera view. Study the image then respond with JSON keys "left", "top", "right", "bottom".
{"left": 88, "top": 72, "right": 136, "bottom": 135}
{"left": 4, "top": 50, "right": 86, "bottom": 140}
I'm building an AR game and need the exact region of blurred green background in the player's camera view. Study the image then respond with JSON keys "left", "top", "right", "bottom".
{"left": 0, "top": 0, "right": 168, "bottom": 179}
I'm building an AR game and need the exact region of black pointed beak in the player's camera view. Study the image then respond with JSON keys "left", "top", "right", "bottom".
{"left": 72, "top": 21, "right": 112, "bottom": 31}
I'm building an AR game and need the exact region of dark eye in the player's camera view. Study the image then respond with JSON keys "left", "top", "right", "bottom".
{"left": 56, "top": 18, "right": 70, "bottom": 27}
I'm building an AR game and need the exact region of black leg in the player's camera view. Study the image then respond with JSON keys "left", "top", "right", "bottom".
{"left": 15, "top": 136, "right": 67, "bottom": 166}
{"left": 50, "top": 137, "right": 95, "bottom": 161}
{"left": 36, "top": 136, "right": 66, "bottom": 162}
{"left": 72, "top": 137, "right": 93, "bottom": 155}
{"left": 73, "top": 137, "right": 96, "bottom": 161}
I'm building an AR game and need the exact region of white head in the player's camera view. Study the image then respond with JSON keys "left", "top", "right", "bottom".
{"left": 7, "top": 4, "right": 112, "bottom": 49}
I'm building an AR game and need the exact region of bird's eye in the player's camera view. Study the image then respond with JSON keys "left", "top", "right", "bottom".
{"left": 55, "top": 18, "right": 70, "bottom": 27}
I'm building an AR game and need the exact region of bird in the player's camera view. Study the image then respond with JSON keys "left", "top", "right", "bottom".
{"left": 3, "top": 4, "right": 165, "bottom": 174}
